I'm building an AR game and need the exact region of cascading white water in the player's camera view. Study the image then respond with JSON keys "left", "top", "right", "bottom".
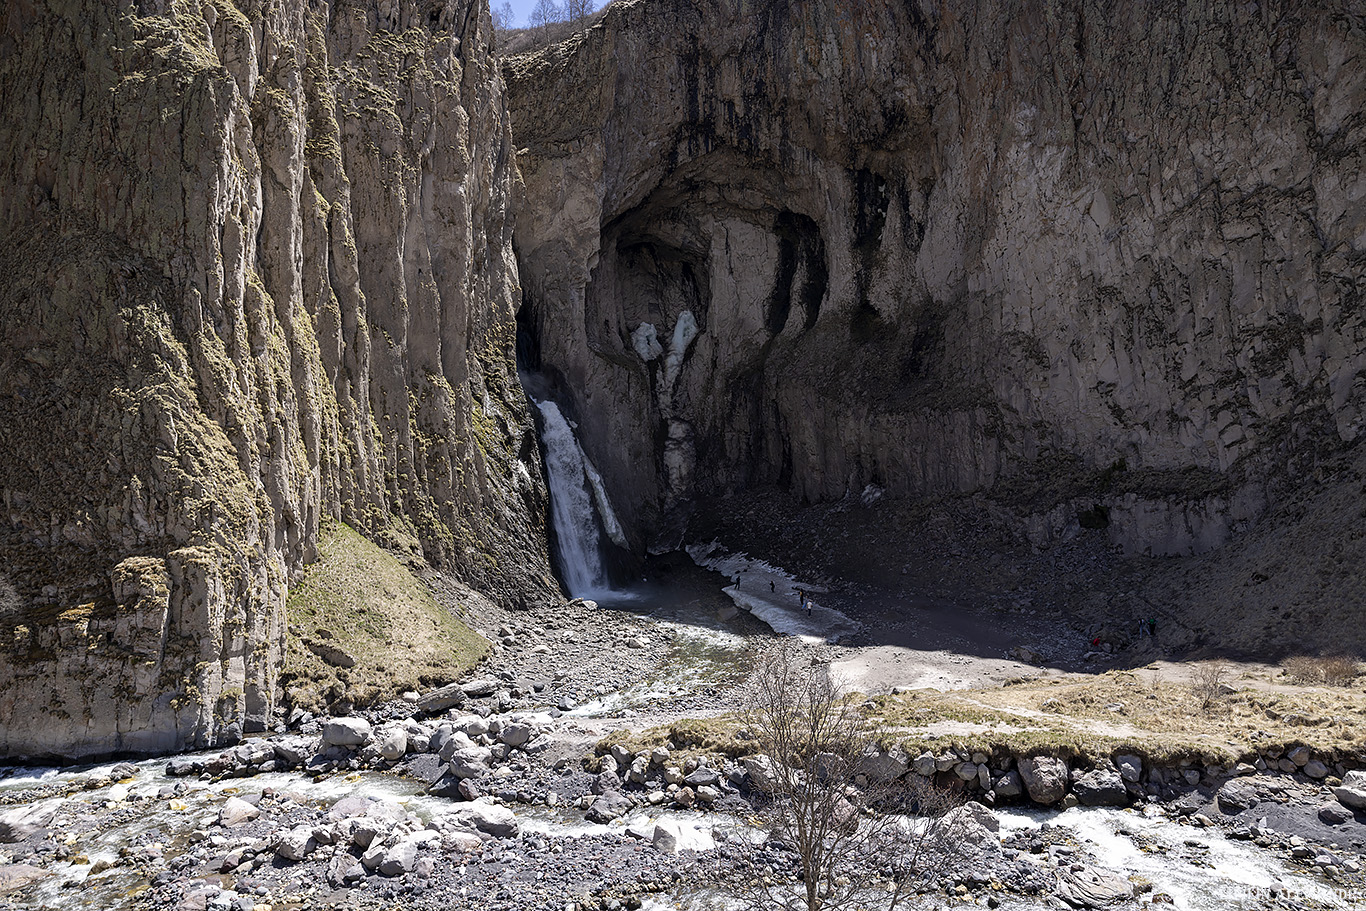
{"left": 534, "top": 399, "right": 616, "bottom": 597}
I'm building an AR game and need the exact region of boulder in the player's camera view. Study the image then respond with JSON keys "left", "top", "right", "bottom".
{"left": 446, "top": 746, "right": 493, "bottom": 779}
{"left": 321, "top": 717, "right": 373, "bottom": 748}
{"left": 993, "top": 770, "right": 1024, "bottom": 798}
{"left": 1216, "top": 779, "right": 1260, "bottom": 815}
{"left": 653, "top": 819, "right": 684, "bottom": 853}
{"left": 1073, "top": 767, "right": 1128, "bottom": 807}
{"left": 740, "top": 755, "right": 777, "bottom": 793}
{"left": 275, "top": 825, "right": 316, "bottom": 861}
{"left": 1018, "top": 755, "right": 1069, "bottom": 805}
{"left": 0, "top": 799, "right": 63, "bottom": 843}
{"left": 1319, "top": 805, "right": 1353, "bottom": 825}
{"left": 273, "top": 736, "right": 311, "bottom": 767}
{"left": 401, "top": 754, "right": 448, "bottom": 786}
{"left": 933, "top": 802, "right": 1002, "bottom": 862}
{"left": 306, "top": 639, "right": 356, "bottom": 668}
{"left": 427, "top": 773, "right": 463, "bottom": 799}
{"left": 437, "top": 731, "right": 477, "bottom": 761}
{"left": 859, "top": 748, "right": 909, "bottom": 781}
{"left": 452, "top": 715, "right": 490, "bottom": 738}
{"left": 452, "top": 800, "right": 518, "bottom": 837}
{"left": 460, "top": 679, "right": 499, "bottom": 698}
{"left": 377, "top": 726, "right": 408, "bottom": 762}
{"left": 215, "top": 797, "right": 260, "bottom": 828}
{"left": 415, "top": 683, "right": 467, "bottom": 715}
{"left": 327, "top": 796, "right": 373, "bottom": 821}
{"left": 351, "top": 817, "right": 398, "bottom": 850}
{"left": 586, "top": 791, "right": 631, "bottom": 823}
{"left": 1332, "top": 770, "right": 1366, "bottom": 810}
{"left": 378, "top": 839, "right": 419, "bottom": 877}
{"left": 403, "top": 721, "right": 434, "bottom": 753}
{"left": 1303, "top": 760, "right": 1329, "bottom": 779}
{"left": 628, "top": 755, "right": 650, "bottom": 784}
{"left": 684, "top": 766, "right": 721, "bottom": 787}
{"left": 1115, "top": 754, "right": 1143, "bottom": 783}
{"left": 499, "top": 723, "right": 534, "bottom": 749}
{"left": 1055, "top": 867, "right": 1136, "bottom": 908}
{"left": 592, "top": 769, "right": 622, "bottom": 795}
{"left": 0, "top": 864, "right": 49, "bottom": 895}
{"left": 912, "top": 752, "right": 938, "bottom": 777}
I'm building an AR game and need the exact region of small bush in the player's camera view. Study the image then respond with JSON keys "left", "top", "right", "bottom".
{"left": 1282, "top": 655, "right": 1362, "bottom": 687}
{"left": 1190, "top": 661, "right": 1231, "bottom": 710}
{"left": 0, "top": 574, "right": 22, "bottom": 620}
{"left": 1283, "top": 655, "right": 1322, "bottom": 684}
{"left": 1320, "top": 656, "right": 1361, "bottom": 686}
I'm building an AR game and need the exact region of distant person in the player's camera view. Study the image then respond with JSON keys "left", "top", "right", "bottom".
{"left": 804, "top": 597, "right": 813, "bottom": 617}
{"left": 770, "top": 580, "right": 775, "bottom": 593}
{"left": 1092, "top": 636, "right": 1101, "bottom": 648}
{"left": 1148, "top": 618, "right": 1157, "bottom": 637}
{"left": 1138, "top": 619, "right": 1148, "bottom": 638}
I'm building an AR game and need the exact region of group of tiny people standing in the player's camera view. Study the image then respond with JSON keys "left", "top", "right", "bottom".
{"left": 729, "top": 568, "right": 816, "bottom": 616}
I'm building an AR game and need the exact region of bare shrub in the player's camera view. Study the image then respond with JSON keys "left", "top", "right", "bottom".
{"left": 1282, "top": 655, "right": 1322, "bottom": 684}
{"left": 0, "top": 574, "right": 22, "bottom": 620}
{"left": 1320, "top": 656, "right": 1361, "bottom": 687}
{"left": 1281, "top": 655, "right": 1362, "bottom": 687}
{"left": 1190, "top": 661, "right": 1232, "bottom": 711}
{"left": 715, "top": 643, "right": 962, "bottom": 911}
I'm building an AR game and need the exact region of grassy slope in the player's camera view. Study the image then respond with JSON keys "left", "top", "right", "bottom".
{"left": 601, "top": 665, "right": 1366, "bottom": 772}
{"left": 279, "top": 521, "right": 488, "bottom": 714}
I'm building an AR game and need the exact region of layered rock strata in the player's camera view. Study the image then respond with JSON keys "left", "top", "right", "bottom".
{"left": 0, "top": 0, "right": 552, "bottom": 759}
{"left": 507, "top": 0, "right": 1366, "bottom": 556}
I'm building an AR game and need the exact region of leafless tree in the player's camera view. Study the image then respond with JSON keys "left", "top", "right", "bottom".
{"left": 529, "top": 0, "right": 562, "bottom": 39}
{"left": 491, "top": 1, "right": 516, "bottom": 31}
{"left": 715, "top": 643, "right": 963, "bottom": 911}
{"left": 563, "top": 0, "right": 595, "bottom": 32}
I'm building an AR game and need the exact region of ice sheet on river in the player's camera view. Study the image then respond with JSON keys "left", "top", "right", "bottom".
{"left": 687, "top": 541, "right": 859, "bottom": 645}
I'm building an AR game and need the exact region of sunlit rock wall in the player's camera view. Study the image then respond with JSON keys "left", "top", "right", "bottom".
{"left": 0, "top": 0, "right": 552, "bottom": 760}
{"left": 508, "top": 0, "right": 1365, "bottom": 556}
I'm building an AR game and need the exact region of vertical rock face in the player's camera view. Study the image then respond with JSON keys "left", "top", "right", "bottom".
{"left": 0, "top": 0, "right": 552, "bottom": 760}
{"left": 507, "top": 0, "right": 1366, "bottom": 555}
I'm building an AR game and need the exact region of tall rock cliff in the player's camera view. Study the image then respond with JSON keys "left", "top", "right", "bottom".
{"left": 508, "top": 0, "right": 1365, "bottom": 557}
{"left": 0, "top": 0, "right": 553, "bottom": 760}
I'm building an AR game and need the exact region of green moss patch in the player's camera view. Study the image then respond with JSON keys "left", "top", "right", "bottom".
{"left": 280, "top": 521, "right": 488, "bottom": 714}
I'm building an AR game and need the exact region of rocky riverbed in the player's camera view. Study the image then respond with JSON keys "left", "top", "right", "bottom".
{"left": 2, "top": 558, "right": 1365, "bottom": 911}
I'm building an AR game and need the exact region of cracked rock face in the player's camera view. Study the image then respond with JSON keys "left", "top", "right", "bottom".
{"left": 0, "top": 0, "right": 552, "bottom": 760}
{"left": 507, "top": 0, "right": 1365, "bottom": 555}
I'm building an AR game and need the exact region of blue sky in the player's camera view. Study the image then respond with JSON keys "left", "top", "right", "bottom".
{"left": 495, "top": 0, "right": 600, "bottom": 29}
{"left": 496, "top": 0, "right": 537, "bottom": 28}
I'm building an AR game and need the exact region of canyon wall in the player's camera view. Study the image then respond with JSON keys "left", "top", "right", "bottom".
{"left": 0, "top": 0, "right": 553, "bottom": 759}
{"left": 508, "top": 0, "right": 1366, "bottom": 556}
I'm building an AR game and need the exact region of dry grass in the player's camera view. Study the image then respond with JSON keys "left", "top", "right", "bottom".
{"left": 1283, "top": 655, "right": 1362, "bottom": 687}
{"left": 279, "top": 521, "right": 488, "bottom": 714}
{"left": 607, "top": 666, "right": 1366, "bottom": 772}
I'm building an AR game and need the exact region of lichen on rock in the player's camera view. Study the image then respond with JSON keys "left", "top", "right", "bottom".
{"left": 0, "top": 0, "right": 552, "bottom": 760}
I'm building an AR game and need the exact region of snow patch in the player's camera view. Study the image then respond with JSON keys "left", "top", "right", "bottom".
{"left": 686, "top": 541, "right": 859, "bottom": 645}
{"left": 631, "top": 322, "right": 663, "bottom": 362}
{"left": 663, "top": 310, "right": 699, "bottom": 394}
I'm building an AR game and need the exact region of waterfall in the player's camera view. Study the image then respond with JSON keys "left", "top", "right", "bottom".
{"left": 533, "top": 399, "right": 618, "bottom": 597}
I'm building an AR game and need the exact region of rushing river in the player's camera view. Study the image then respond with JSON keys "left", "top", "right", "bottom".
{"left": 5, "top": 747, "right": 1360, "bottom": 911}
